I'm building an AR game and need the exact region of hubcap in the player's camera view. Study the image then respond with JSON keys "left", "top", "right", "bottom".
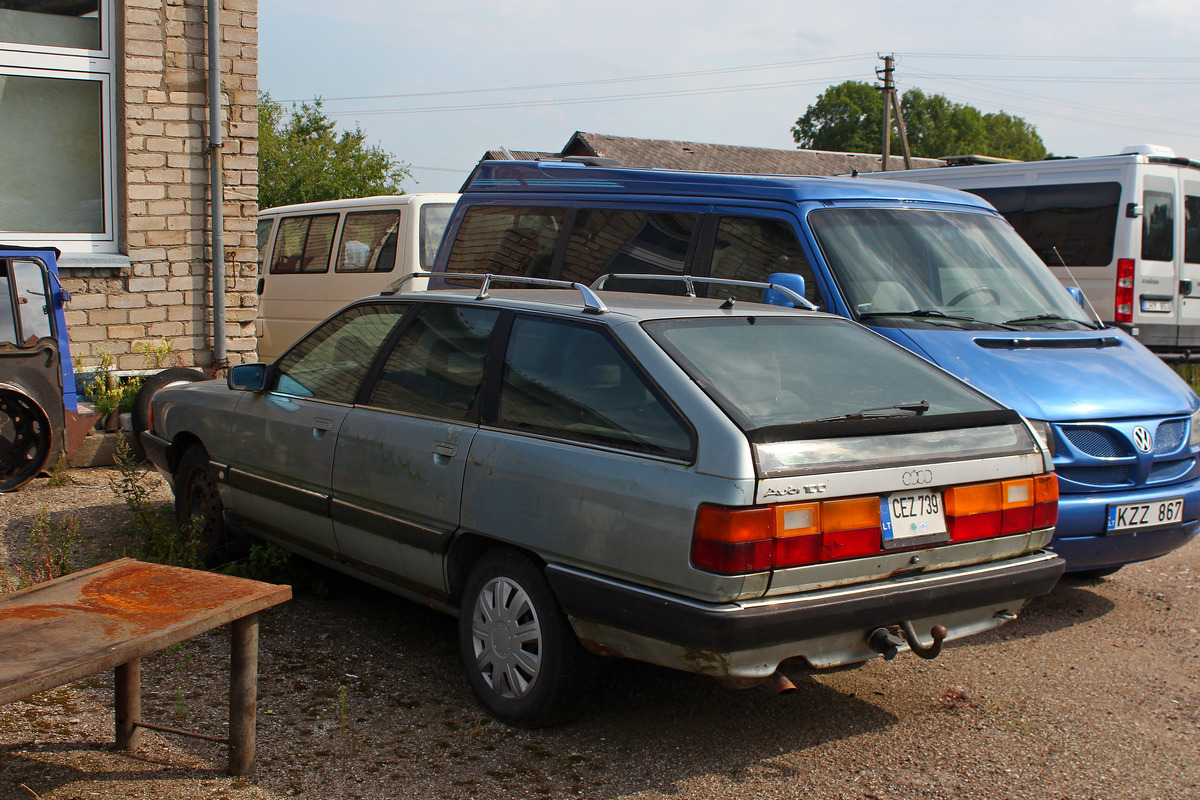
{"left": 470, "top": 576, "right": 542, "bottom": 699}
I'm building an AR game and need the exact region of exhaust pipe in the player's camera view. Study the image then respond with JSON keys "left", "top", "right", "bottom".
{"left": 717, "top": 672, "right": 797, "bottom": 694}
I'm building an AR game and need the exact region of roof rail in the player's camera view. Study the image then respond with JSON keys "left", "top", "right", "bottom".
{"left": 383, "top": 272, "right": 609, "bottom": 315}
{"left": 589, "top": 273, "right": 818, "bottom": 311}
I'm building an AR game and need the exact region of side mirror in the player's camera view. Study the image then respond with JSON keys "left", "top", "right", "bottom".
{"left": 1067, "top": 286, "right": 1086, "bottom": 308}
{"left": 763, "top": 272, "right": 807, "bottom": 308}
{"left": 228, "top": 363, "right": 270, "bottom": 392}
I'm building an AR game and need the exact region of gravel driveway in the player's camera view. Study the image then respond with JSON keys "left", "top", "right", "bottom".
{"left": 2, "top": 467, "right": 1198, "bottom": 800}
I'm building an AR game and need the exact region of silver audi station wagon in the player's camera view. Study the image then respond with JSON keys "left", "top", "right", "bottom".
{"left": 143, "top": 275, "right": 1065, "bottom": 726}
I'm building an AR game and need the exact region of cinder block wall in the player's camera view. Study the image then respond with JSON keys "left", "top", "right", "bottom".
{"left": 59, "top": 0, "right": 259, "bottom": 373}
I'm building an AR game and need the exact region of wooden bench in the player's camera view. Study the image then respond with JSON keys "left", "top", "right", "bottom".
{"left": 0, "top": 558, "right": 291, "bottom": 775}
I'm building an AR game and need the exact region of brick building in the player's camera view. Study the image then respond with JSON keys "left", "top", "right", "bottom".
{"left": 0, "top": 1, "right": 259, "bottom": 373}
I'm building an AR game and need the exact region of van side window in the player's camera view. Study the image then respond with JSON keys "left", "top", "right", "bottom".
{"left": 256, "top": 218, "right": 274, "bottom": 274}
{"left": 561, "top": 209, "right": 697, "bottom": 287}
{"left": 1142, "top": 189, "right": 1174, "bottom": 262}
{"left": 368, "top": 304, "right": 498, "bottom": 422}
{"left": 444, "top": 206, "right": 564, "bottom": 279}
{"left": 271, "top": 214, "right": 338, "bottom": 274}
{"left": 1185, "top": 195, "right": 1200, "bottom": 265}
{"left": 709, "top": 217, "right": 822, "bottom": 308}
{"left": 973, "top": 183, "right": 1121, "bottom": 267}
{"left": 337, "top": 210, "right": 402, "bottom": 273}
{"left": 496, "top": 316, "right": 693, "bottom": 459}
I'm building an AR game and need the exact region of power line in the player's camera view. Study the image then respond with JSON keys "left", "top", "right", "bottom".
{"left": 322, "top": 74, "right": 864, "bottom": 117}
{"left": 282, "top": 54, "right": 877, "bottom": 105}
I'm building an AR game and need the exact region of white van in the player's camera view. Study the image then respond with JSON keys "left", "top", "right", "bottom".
{"left": 255, "top": 193, "right": 458, "bottom": 360}
{"left": 870, "top": 145, "right": 1200, "bottom": 359}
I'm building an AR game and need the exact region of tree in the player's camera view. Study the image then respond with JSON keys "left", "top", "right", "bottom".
{"left": 791, "top": 81, "right": 1048, "bottom": 161}
{"left": 258, "top": 93, "right": 411, "bottom": 209}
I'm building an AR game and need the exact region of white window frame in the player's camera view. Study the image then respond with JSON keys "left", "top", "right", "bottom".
{"left": 0, "top": 3, "right": 117, "bottom": 251}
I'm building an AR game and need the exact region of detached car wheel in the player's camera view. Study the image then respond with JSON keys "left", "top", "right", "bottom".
{"left": 174, "top": 445, "right": 227, "bottom": 565}
{"left": 458, "top": 549, "right": 591, "bottom": 727}
{"left": 132, "top": 368, "right": 208, "bottom": 441}
{"left": 0, "top": 388, "right": 53, "bottom": 492}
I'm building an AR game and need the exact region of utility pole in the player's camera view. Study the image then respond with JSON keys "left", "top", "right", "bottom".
{"left": 877, "top": 55, "right": 913, "bottom": 171}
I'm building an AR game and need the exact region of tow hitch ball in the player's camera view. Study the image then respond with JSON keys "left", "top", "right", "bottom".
{"left": 867, "top": 622, "right": 948, "bottom": 660}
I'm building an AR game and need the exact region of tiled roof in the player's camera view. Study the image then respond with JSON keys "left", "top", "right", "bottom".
{"left": 562, "top": 131, "right": 944, "bottom": 175}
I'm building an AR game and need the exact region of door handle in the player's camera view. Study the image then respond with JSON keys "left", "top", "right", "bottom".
{"left": 1181, "top": 280, "right": 1193, "bottom": 297}
{"left": 432, "top": 442, "right": 458, "bottom": 458}
{"left": 312, "top": 417, "right": 334, "bottom": 432}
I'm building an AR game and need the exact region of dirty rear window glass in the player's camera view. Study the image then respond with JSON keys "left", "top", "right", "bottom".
{"left": 645, "top": 316, "right": 998, "bottom": 431}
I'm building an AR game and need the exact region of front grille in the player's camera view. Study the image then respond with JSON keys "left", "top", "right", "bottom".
{"left": 1154, "top": 420, "right": 1187, "bottom": 454}
{"left": 1062, "top": 427, "right": 1127, "bottom": 458}
{"left": 1057, "top": 466, "right": 1131, "bottom": 487}
{"left": 1149, "top": 459, "right": 1194, "bottom": 483}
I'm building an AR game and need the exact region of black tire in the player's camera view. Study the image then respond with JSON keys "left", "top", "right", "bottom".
{"left": 458, "top": 549, "right": 592, "bottom": 728}
{"left": 174, "top": 444, "right": 227, "bottom": 566}
{"left": 132, "top": 368, "right": 208, "bottom": 440}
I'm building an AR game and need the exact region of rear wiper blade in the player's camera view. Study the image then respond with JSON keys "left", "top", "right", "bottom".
{"left": 813, "top": 399, "right": 930, "bottom": 423}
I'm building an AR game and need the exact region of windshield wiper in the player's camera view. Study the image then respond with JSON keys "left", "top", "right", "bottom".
{"left": 1004, "top": 313, "right": 1096, "bottom": 328}
{"left": 813, "top": 399, "right": 930, "bottom": 423}
{"left": 860, "top": 308, "right": 1020, "bottom": 331}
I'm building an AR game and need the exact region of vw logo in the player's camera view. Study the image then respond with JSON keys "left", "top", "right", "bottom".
{"left": 1132, "top": 426, "right": 1153, "bottom": 453}
{"left": 902, "top": 469, "right": 933, "bottom": 486}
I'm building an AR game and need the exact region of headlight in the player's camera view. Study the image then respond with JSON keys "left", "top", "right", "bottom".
{"left": 1190, "top": 407, "right": 1200, "bottom": 448}
{"left": 1027, "top": 419, "right": 1057, "bottom": 458}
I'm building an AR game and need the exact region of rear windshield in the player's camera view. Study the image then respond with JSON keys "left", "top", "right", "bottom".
{"left": 644, "top": 316, "right": 1002, "bottom": 433}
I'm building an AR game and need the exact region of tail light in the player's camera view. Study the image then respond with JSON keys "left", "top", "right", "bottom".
{"left": 1115, "top": 258, "right": 1135, "bottom": 323}
{"left": 691, "top": 474, "right": 1059, "bottom": 575}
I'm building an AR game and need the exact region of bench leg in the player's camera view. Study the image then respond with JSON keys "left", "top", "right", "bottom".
{"left": 114, "top": 658, "right": 141, "bottom": 750}
{"left": 228, "top": 613, "right": 259, "bottom": 776}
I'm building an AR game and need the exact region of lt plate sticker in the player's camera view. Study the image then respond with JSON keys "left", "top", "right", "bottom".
{"left": 882, "top": 490, "right": 947, "bottom": 541}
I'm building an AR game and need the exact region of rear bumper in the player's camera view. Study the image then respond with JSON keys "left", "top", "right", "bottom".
{"left": 546, "top": 551, "right": 1064, "bottom": 657}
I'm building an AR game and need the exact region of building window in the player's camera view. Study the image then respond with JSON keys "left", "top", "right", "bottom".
{"left": 0, "top": 2, "right": 116, "bottom": 250}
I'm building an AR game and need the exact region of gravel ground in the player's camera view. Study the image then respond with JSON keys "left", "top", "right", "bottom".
{"left": 2, "top": 466, "right": 1198, "bottom": 800}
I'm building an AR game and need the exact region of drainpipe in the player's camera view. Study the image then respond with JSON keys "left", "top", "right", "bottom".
{"left": 207, "top": 0, "right": 227, "bottom": 370}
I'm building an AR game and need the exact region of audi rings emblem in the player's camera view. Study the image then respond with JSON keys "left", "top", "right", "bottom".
{"left": 1132, "top": 425, "right": 1153, "bottom": 453}
{"left": 902, "top": 469, "right": 934, "bottom": 486}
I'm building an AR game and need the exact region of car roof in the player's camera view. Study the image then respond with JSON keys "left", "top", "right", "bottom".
{"left": 383, "top": 286, "right": 844, "bottom": 324}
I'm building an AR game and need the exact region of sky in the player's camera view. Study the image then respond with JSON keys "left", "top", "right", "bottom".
{"left": 257, "top": 0, "right": 1200, "bottom": 195}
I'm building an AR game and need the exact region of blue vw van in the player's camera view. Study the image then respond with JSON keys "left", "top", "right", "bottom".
{"left": 429, "top": 158, "right": 1200, "bottom": 576}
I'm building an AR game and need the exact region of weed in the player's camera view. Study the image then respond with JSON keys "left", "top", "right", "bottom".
{"left": 109, "top": 438, "right": 201, "bottom": 569}
{"left": 77, "top": 350, "right": 141, "bottom": 417}
{"left": 45, "top": 455, "right": 71, "bottom": 486}
{"left": 5, "top": 505, "right": 78, "bottom": 592}
{"left": 133, "top": 337, "right": 177, "bottom": 370}
{"left": 223, "top": 541, "right": 325, "bottom": 593}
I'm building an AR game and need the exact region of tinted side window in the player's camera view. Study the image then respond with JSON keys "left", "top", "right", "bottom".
{"left": 11, "top": 259, "right": 51, "bottom": 341}
{"left": 368, "top": 304, "right": 498, "bottom": 422}
{"left": 336, "top": 210, "right": 402, "bottom": 273}
{"left": 256, "top": 218, "right": 274, "bottom": 273}
{"left": 1142, "top": 188, "right": 1174, "bottom": 262}
{"left": 270, "top": 214, "right": 338, "bottom": 274}
{"left": 709, "top": 216, "right": 822, "bottom": 307}
{"left": 972, "top": 182, "right": 1121, "bottom": 267}
{"left": 497, "top": 316, "right": 692, "bottom": 458}
{"left": 420, "top": 203, "right": 455, "bottom": 269}
{"left": 560, "top": 209, "right": 697, "bottom": 289}
{"left": 274, "top": 303, "right": 410, "bottom": 403}
{"left": 1185, "top": 195, "right": 1200, "bottom": 265}
{"left": 444, "top": 206, "right": 564, "bottom": 279}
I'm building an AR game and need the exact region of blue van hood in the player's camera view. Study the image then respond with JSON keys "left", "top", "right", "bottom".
{"left": 876, "top": 326, "right": 1199, "bottom": 422}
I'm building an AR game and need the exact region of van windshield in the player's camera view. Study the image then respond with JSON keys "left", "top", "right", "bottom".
{"left": 808, "top": 208, "right": 1094, "bottom": 330}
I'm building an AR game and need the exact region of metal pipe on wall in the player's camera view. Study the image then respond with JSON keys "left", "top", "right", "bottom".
{"left": 208, "top": 0, "right": 227, "bottom": 370}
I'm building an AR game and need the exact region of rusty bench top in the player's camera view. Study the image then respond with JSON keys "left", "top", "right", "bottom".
{"left": 0, "top": 558, "right": 292, "bottom": 705}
